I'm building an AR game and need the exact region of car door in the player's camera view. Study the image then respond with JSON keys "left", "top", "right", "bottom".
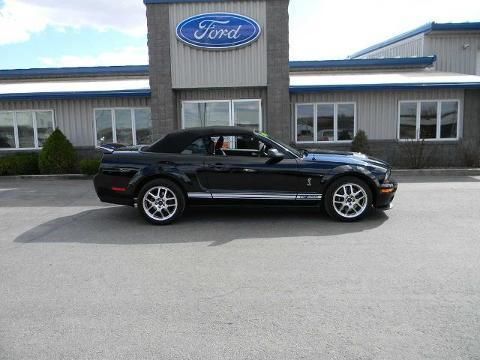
{"left": 203, "top": 134, "right": 299, "bottom": 200}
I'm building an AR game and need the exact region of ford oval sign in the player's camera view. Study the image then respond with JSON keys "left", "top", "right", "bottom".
{"left": 176, "top": 12, "right": 262, "bottom": 50}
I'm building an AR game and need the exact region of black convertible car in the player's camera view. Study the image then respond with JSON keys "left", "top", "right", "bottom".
{"left": 94, "top": 127, "right": 397, "bottom": 225}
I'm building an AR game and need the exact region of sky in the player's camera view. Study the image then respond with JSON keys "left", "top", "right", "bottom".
{"left": 0, "top": 0, "right": 479, "bottom": 69}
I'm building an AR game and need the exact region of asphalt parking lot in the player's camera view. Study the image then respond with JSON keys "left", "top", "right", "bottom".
{"left": 0, "top": 177, "right": 479, "bottom": 360}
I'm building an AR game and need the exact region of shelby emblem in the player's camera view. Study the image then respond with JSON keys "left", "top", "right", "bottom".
{"left": 176, "top": 12, "right": 262, "bottom": 50}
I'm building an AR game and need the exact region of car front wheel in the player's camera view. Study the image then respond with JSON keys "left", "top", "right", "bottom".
{"left": 137, "top": 179, "right": 185, "bottom": 225}
{"left": 324, "top": 176, "right": 372, "bottom": 222}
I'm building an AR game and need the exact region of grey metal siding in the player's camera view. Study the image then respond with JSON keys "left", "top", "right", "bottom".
{"left": 358, "top": 35, "right": 424, "bottom": 59}
{"left": 290, "top": 89, "right": 464, "bottom": 141}
{"left": 424, "top": 33, "right": 480, "bottom": 74}
{"left": 0, "top": 97, "right": 150, "bottom": 147}
{"left": 169, "top": 1, "right": 267, "bottom": 88}
{"left": 176, "top": 87, "right": 267, "bottom": 129}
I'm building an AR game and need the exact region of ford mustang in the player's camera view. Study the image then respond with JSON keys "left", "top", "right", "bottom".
{"left": 94, "top": 127, "right": 397, "bottom": 225}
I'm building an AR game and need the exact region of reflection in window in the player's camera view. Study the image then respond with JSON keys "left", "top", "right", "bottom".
{"left": 440, "top": 101, "right": 458, "bottom": 139}
{"left": 135, "top": 108, "right": 153, "bottom": 144}
{"left": 317, "top": 104, "right": 334, "bottom": 142}
{"left": 16, "top": 112, "right": 35, "bottom": 148}
{"left": 95, "top": 108, "right": 152, "bottom": 146}
{"left": 0, "top": 110, "right": 54, "bottom": 149}
{"left": 399, "top": 102, "right": 417, "bottom": 139}
{"left": 420, "top": 102, "right": 437, "bottom": 139}
{"left": 296, "top": 103, "right": 356, "bottom": 143}
{"left": 36, "top": 111, "right": 54, "bottom": 147}
{"left": 296, "top": 104, "right": 314, "bottom": 142}
{"left": 0, "top": 112, "right": 15, "bottom": 148}
{"left": 182, "top": 100, "right": 262, "bottom": 131}
{"left": 183, "top": 102, "right": 230, "bottom": 128}
{"left": 95, "top": 110, "right": 113, "bottom": 146}
{"left": 337, "top": 104, "right": 355, "bottom": 141}
{"left": 234, "top": 101, "right": 261, "bottom": 131}
{"left": 115, "top": 109, "right": 133, "bottom": 145}
{"left": 399, "top": 100, "right": 459, "bottom": 140}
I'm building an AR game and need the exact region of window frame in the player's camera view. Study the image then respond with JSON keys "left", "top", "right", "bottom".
{"left": 397, "top": 99, "right": 461, "bottom": 141}
{"left": 93, "top": 107, "right": 152, "bottom": 147}
{"left": 0, "top": 109, "right": 55, "bottom": 151}
{"left": 181, "top": 99, "right": 263, "bottom": 131}
{"left": 295, "top": 102, "right": 357, "bottom": 144}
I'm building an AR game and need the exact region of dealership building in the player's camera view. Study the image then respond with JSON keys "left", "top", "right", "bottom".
{"left": 1, "top": 0, "right": 480, "bottom": 166}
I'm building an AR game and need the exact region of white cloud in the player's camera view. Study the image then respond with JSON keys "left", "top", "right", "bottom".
{"left": 290, "top": 0, "right": 480, "bottom": 60}
{"left": 39, "top": 46, "right": 149, "bottom": 67}
{"left": 0, "top": 0, "right": 146, "bottom": 45}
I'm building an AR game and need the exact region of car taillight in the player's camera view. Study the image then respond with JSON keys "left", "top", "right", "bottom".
{"left": 112, "top": 187, "right": 127, "bottom": 192}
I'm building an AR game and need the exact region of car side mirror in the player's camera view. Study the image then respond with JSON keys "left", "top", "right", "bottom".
{"left": 266, "top": 148, "right": 284, "bottom": 164}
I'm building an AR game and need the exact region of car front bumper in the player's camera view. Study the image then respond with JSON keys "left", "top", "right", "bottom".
{"left": 374, "top": 179, "right": 398, "bottom": 210}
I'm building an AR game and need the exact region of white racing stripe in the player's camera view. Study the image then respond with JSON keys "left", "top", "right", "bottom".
{"left": 188, "top": 192, "right": 323, "bottom": 201}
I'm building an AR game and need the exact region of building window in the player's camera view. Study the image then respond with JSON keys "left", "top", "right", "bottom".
{"left": 398, "top": 100, "right": 459, "bottom": 140}
{"left": 295, "top": 103, "right": 356, "bottom": 143}
{"left": 182, "top": 100, "right": 262, "bottom": 132}
{"left": 0, "top": 110, "right": 54, "bottom": 149}
{"left": 94, "top": 108, "right": 152, "bottom": 146}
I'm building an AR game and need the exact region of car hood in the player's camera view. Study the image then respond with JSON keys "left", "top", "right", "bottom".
{"left": 302, "top": 150, "right": 390, "bottom": 169}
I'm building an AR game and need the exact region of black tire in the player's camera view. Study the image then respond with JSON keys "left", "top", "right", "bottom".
{"left": 137, "top": 179, "right": 185, "bottom": 225}
{"left": 324, "top": 176, "right": 373, "bottom": 222}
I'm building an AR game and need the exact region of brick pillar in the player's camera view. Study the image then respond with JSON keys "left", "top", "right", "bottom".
{"left": 266, "top": 0, "right": 291, "bottom": 143}
{"left": 146, "top": 4, "right": 176, "bottom": 140}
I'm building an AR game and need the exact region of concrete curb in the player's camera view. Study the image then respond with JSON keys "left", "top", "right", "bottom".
{"left": 1, "top": 174, "right": 92, "bottom": 180}
{"left": 392, "top": 168, "right": 480, "bottom": 177}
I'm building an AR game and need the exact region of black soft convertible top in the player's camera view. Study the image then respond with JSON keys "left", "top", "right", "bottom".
{"left": 147, "top": 126, "right": 255, "bottom": 153}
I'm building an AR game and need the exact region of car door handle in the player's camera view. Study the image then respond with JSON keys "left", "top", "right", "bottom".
{"left": 208, "top": 163, "right": 226, "bottom": 170}
{"left": 242, "top": 168, "right": 256, "bottom": 173}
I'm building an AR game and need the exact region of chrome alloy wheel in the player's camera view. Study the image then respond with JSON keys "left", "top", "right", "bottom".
{"left": 332, "top": 183, "right": 368, "bottom": 219}
{"left": 142, "top": 186, "right": 178, "bottom": 222}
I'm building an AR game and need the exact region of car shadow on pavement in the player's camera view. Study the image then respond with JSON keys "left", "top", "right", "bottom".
{"left": 14, "top": 205, "right": 389, "bottom": 246}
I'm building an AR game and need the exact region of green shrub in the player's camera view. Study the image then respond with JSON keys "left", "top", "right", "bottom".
{"left": 39, "top": 129, "right": 76, "bottom": 174}
{"left": 351, "top": 130, "right": 370, "bottom": 154}
{"left": 80, "top": 159, "right": 101, "bottom": 175}
{"left": 0, "top": 153, "right": 39, "bottom": 176}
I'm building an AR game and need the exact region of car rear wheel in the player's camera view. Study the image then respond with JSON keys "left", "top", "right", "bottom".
{"left": 137, "top": 179, "right": 185, "bottom": 225}
{"left": 324, "top": 176, "right": 372, "bottom": 222}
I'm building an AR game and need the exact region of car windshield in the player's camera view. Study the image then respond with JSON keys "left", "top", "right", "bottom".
{"left": 256, "top": 133, "right": 303, "bottom": 158}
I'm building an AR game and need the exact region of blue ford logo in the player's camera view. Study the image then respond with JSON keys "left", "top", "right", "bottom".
{"left": 176, "top": 12, "right": 262, "bottom": 50}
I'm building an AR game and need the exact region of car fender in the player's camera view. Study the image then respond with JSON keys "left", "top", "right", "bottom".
{"left": 129, "top": 163, "right": 192, "bottom": 196}
{"left": 322, "top": 164, "right": 381, "bottom": 193}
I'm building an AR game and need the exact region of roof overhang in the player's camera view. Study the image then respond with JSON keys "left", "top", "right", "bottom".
{"left": 289, "top": 56, "right": 436, "bottom": 72}
{"left": 289, "top": 71, "right": 480, "bottom": 93}
{"left": 0, "top": 79, "right": 151, "bottom": 101}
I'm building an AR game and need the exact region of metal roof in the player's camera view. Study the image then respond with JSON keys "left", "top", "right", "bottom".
{"left": 289, "top": 71, "right": 480, "bottom": 93}
{"left": 1, "top": 70, "right": 480, "bottom": 100}
{"left": 0, "top": 57, "right": 436, "bottom": 80}
{"left": 350, "top": 21, "right": 480, "bottom": 59}
{"left": 0, "top": 65, "right": 149, "bottom": 80}
{"left": 0, "top": 79, "right": 151, "bottom": 100}
{"left": 289, "top": 56, "right": 436, "bottom": 72}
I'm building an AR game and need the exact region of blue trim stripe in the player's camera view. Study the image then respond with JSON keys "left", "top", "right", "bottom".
{"left": 350, "top": 21, "right": 480, "bottom": 58}
{"left": 0, "top": 65, "right": 149, "bottom": 79}
{"left": 289, "top": 83, "right": 480, "bottom": 93}
{"left": 0, "top": 89, "right": 151, "bottom": 101}
{"left": 289, "top": 56, "right": 436, "bottom": 70}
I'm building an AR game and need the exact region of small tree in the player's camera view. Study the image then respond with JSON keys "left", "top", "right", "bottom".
{"left": 39, "top": 129, "right": 76, "bottom": 174}
{"left": 351, "top": 130, "right": 370, "bottom": 154}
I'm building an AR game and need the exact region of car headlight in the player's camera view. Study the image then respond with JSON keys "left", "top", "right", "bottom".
{"left": 384, "top": 169, "right": 391, "bottom": 182}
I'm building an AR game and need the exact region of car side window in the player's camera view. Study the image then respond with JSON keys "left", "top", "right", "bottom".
{"left": 181, "top": 137, "right": 212, "bottom": 155}
{"left": 214, "top": 135, "right": 271, "bottom": 157}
